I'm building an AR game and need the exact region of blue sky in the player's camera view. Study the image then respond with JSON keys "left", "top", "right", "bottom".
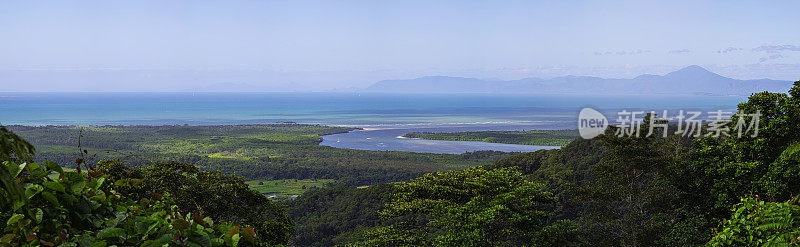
{"left": 1, "top": 0, "right": 799, "bottom": 91}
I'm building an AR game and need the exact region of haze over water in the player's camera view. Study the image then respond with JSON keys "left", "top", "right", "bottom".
{"left": 0, "top": 92, "right": 747, "bottom": 154}
{"left": 0, "top": 92, "right": 745, "bottom": 127}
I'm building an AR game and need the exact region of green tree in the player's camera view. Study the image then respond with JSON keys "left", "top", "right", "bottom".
{"left": 582, "top": 115, "right": 691, "bottom": 247}
{"left": 99, "top": 160, "right": 294, "bottom": 245}
{"left": 1, "top": 160, "right": 253, "bottom": 246}
{"left": 0, "top": 126, "right": 35, "bottom": 163}
{"left": 693, "top": 81, "right": 800, "bottom": 218}
{"left": 707, "top": 197, "right": 800, "bottom": 246}
{"left": 286, "top": 184, "right": 396, "bottom": 246}
{"left": 352, "top": 167, "right": 582, "bottom": 246}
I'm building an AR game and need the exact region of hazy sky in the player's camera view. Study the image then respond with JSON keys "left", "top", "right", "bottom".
{"left": 1, "top": 0, "right": 799, "bottom": 91}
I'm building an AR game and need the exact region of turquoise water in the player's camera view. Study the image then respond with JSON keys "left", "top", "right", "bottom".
{"left": 0, "top": 92, "right": 745, "bottom": 153}
{"left": 0, "top": 92, "right": 745, "bottom": 127}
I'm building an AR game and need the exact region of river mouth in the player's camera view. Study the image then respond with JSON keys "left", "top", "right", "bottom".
{"left": 320, "top": 124, "right": 561, "bottom": 154}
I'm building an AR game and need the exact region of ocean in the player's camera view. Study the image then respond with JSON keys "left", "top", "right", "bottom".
{"left": 0, "top": 92, "right": 746, "bottom": 153}
{"left": 0, "top": 92, "right": 745, "bottom": 127}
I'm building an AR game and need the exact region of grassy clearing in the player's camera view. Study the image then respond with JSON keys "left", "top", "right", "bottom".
{"left": 246, "top": 178, "right": 334, "bottom": 199}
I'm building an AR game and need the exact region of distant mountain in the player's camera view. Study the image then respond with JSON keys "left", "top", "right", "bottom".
{"left": 365, "top": 65, "right": 793, "bottom": 96}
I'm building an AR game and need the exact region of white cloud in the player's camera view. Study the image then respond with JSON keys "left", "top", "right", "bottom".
{"left": 753, "top": 45, "right": 800, "bottom": 53}
{"left": 717, "top": 47, "right": 743, "bottom": 53}
{"left": 668, "top": 49, "right": 690, "bottom": 54}
{"left": 759, "top": 54, "right": 784, "bottom": 63}
{"left": 594, "top": 49, "right": 651, "bottom": 55}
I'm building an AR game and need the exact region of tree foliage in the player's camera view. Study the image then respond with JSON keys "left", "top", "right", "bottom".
{"left": 707, "top": 197, "right": 800, "bottom": 246}
{"left": 693, "top": 81, "right": 800, "bottom": 218}
{"left": 98, "top": 160, "right": 294, "bottom": 245}
{"left": 0, "top": 160, "right": 256, "bottom": 246}
{"left": 351, "top": 167, "right": 583, "bottom": 246}
{"left": 0, "top": 126, "right": 35, "bottom": 163}
{"left": 285, "top": 184, "right": 395, "bottom": 246}
{"left": 0, "top": 128, "right": 290, "bottom": 246}
{"left": 403, "top": 130, "right": 578, "bottom": 146}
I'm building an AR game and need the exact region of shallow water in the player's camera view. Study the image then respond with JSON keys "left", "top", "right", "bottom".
{"left": 0, "top": 92, "right": 743, "bottom": 126}
{"left": 321, "top": 125, "right": 563, "bottom": 154}
{"left": 1, "top": 92, "right": 744, "bottom": 153}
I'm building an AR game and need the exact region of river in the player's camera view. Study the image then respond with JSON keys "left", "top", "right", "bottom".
{"left": 320, "top": 124, "right": 561, "bottom": 154}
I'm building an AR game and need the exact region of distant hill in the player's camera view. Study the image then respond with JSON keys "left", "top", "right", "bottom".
{"left": 365, "top": 65, "right": 793, "bottom": 96}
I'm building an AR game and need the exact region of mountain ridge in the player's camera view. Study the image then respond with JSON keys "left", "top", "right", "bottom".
{"left": 365, "top": 66, "right": 793, "bottom": 96}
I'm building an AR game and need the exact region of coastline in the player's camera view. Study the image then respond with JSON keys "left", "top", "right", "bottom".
{"left": 395, "top": 135, "right": 421, "bottom": 139}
